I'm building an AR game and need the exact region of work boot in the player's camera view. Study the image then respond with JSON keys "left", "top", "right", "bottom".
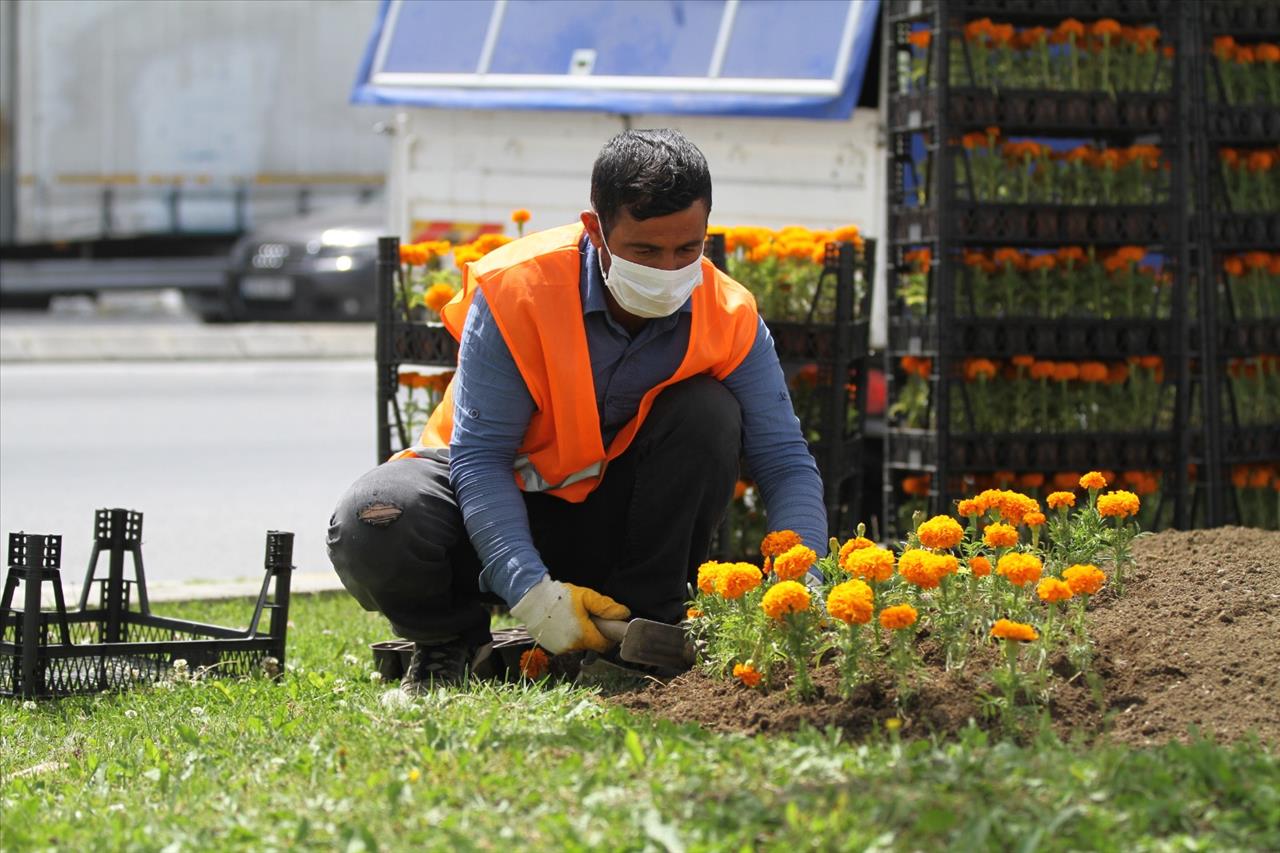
{"left": 400, "top": 639, "right": 494, "bottom": 695}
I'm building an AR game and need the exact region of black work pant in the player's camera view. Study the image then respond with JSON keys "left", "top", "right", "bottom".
{"left": 326, "top": 376, "right": 741, "bottom": 646}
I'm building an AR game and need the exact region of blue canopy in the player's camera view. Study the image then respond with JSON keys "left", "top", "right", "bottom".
{"left": 351, "top": 0, "right": 880, "bottom": 120}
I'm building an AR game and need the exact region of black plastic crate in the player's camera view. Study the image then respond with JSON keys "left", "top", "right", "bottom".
{"left": 890, "top": 317, "right": 1176, "bottom": 360}
{"left": 1203, "top": 105, "right": 1280, "bottom": 145}
{"left": 890, "top": 89, "right": 1177, "bottom": 136}
{"left": 887, "top": 428, "right": 1179, "bottom": 472}
{"left": 1202, "top": 1, "right": 1280, "bottom": 36}
{"left": 1206, "top": 214, "right": 1280, "bottom": 252}
{"left": 1216, "top": 321, "right": 1280, "bottom": 357}
{"left": 0, "top": 509, "right": 292, "bottom": 699}
{"left": 944, "top": 0, "right": 1179, "bottom": 25}
{"left": 1221, "top": 426, "right": 1280, "bottom": 464}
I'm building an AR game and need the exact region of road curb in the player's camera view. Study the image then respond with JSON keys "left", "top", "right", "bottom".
{"left": 0, "top": 323, "right": 375, "bottom": 362}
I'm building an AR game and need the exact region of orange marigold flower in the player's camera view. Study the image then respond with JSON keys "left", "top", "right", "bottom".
{"left": 1080, "top": 471, "right": 1108, "bottom": 490}
{"left": 917, "top": 515, "right": 966, "bottom": 550}
{"left": 732, "top": 662, "right": 763, "bottom": 688}
{"left": 899, "top": 549, "right": 941, "bottom": 589}
{"left": 969, "top": 555, "right": 992, "bottom": 578}
{"left": 879, "top": 603, "right": 918, "bottom": 630}
{"left": 1052, "top": 18, "right": 1086, "bottom": 44}
{"left": 1223, "top": 255, "right": 1246, "bottom": 277}
{"left": 696, "top": 561, "right": 727, "bottom": 595}
{"left": 902, "top": 474, "right": 932, "bottom": 496}
{"left": 716, "top": 563, "right": 763, "bottom": 599}
{"left": 998, "top": 491, "right": 1041, "bottom": 526}
{"left": 1258, "top": 43, "right": 1280, "bottom": 64}
{"left": 843, "top": 546, "right": 896, "bottom": 583}
{"left": 510, "top": 208, "right": 531, "bottom": 225}
{"left": 1080, "top": 361, "right": 1109, "bottom": 383}
{"left": 760, "top": 580, "right": 811, "bottom": 620}
{"left": 1030, "top": 361, "right": 1057, "bottom": 381}
{"left": 957, "top": 498, "right": 982, "bottom": 517}
{"left": 996, "top": 552, "right": 1043, "bottom": 587}
{"left": 983, "top": 522, "right": 1019, "bottom": 549}
{"left": 991, "top": 619, "right": 1039, "bottom": 642}
{"left": 1063, "top": 563, "right": 1106, "bottom": 595}
{"left": 423, "top": 283, "right": 456, "bottom": 314}
{"left": 827, "top": 579, "right": 874, "bottom": 625}
{"left": 1246, "top": 151, "right": 1273, "bottom": 172}
{"left": 838, "top": 537, "right": 874, "bottom": 563}
{"left": 964, "top": 358, "right": 999, "bottom": 381}
{"left": 1046, "top": 491, "right": 1076, "bottom": 510}
{"left": 1097, "top": 490, "right": 1141, "bottom": 518}
{"left": 519, "top": 647, "right": 550, "bottom": 679}
{"left": 908, "top": 29, "right": 933, "bottom": 50}
{"left": 761, "top": 530, "right": 802, "bottom": 558}
{"left": 1024, "top": 511, "right": 1046, "bottom": 528}
{"left": 1053, "top": 362, "right": 1081, "bottom": 382}
{"left": 686, "top": 607, "right": 703, "bottom": 620}
{"left": 773, "top": 545, "right": 817, "bottom": 582}
{"left": 1244, "top": 251, "right": 1271, "bottom": 270}
{"left": 1036, "top": 577, "right": 1073, "bottom": 603}
{"left": 993, "top": 247, "right": 1024, "bottom": 270}
{"left": 1018, "top": 472, "right": 1045, "bottom": 489}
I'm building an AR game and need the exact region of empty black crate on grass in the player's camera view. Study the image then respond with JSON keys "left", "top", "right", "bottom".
{"left": 0, "top": 508, "right": 293, "bottom": 699}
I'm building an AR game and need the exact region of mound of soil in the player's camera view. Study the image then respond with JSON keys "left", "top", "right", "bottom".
{"left": 615, "top": 527, "right": 1280, "bottom": 746}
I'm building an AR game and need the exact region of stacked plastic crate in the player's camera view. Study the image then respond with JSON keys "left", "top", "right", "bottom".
{"left": 1194, "top": 2, "right": 1280, "bottom": 528}
{"left": 883, "top": 0, "right": 1197, "bottom": 537}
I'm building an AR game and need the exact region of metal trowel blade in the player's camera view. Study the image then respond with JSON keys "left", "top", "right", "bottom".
{"left": 617, "top": 618, "right": 695, "bottom": 671}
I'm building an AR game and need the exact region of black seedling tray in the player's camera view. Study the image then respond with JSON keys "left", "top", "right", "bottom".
{"left": 0, "top": 508, "right": 292, "bottom": 699}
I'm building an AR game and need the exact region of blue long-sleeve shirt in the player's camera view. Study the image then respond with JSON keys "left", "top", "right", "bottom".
{"left": 448, "top": 235, "right": 827, "bottom": 606}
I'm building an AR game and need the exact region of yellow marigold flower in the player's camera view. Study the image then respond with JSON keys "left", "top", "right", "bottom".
{"left": 838, "top": 536, "right": 874, "bottom": 563}
{"left": 1097, "top": 490, "right": 1141, "bottom": 518}
{"left": 732, "top": 662, "right": 763, "bottom": 688}
{"left": 983, "top": 522, "right": 1019, "bottom": 549}
{"left": 716, "top": 562, "right": 763, "bottom": 599}
{"left": 760, "top": 580, "right": 811, "bottom": 620}
{"left": 991, "top": 619, "right": 1039, "bottom": 642}
{"left": 518, "top": 647, "right": 550, "bottom": 679}
{"left": 423, "top": 283, "right": 456, "bottom": 314}
{"left": 696, "top": 561, "right": 727, "bottom": 595}
{"left": 761, "top": 530, "right": 802, "bottom": 558}
{"left": 685, "top": 607, "right": 703, "bottom": 620}
{"left": 997, "top": 491, "right": 1040, "bottom": 526}
{"left": 510, "top": 208, "right": 531, "bottom": 224}
{"left": 898, "top": 549, "right": 940, "bottom": 589}
{"left": 1080, "top": 471, "right": 1108, "bottom": 490}
{"left": 879, "top": 603, "right": 918, "bottom": 630}
{"left": 996, "top": 552, "right": 1043, "bottom": 587}
{"left": 827, "top": 579, "right": 874, "bottom": 625}
{"left": 1063, "top": 563, "right": 1106, "bottom": 595}
{"left": 917, "top": 515, "right": 965, "bottom": 550}
{"left": 1024, "top": 511, "right": 1046, "bottom": 528}
{"left": 969, "top": 555, "right": 992, "bottom": 577}
{"left": 1036, "top": 577, "right": 1074, "bottom": 603}
{"left": 773, "top": 544, "right": 817, "bottom": 582}
{"left": 933, "top": 553, "right": 959, "bottom": 578}
{"left": 842, "top": 546, "right": 895, "bottom": 582}
{"left": 957, "top": 498, "right": 982, "bottom": 517}
{"left": 1047, "top": 491, "right": 1076, "bottom": 510}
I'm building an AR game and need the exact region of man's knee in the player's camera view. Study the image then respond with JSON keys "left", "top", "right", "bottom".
{"left": 648, "top": 375, "right": 742, "bottom": 452}
{"left": 327, "top": 458, "right": 461, "bottom": 596}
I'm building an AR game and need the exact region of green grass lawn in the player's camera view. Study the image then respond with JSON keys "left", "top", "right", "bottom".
{"left": 3, "top": 593, "right": 1278, "bottom": 851}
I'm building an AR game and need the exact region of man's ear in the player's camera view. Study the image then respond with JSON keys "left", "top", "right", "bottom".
{"left": 580, "top": 210, "right": 604, "bottom": 250}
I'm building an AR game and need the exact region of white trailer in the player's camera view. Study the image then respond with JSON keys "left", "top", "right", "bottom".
{"left": 5, "top": 0, "right": 392, "bottom": 243}
{"left": 354, "top": 0, "right": 887, "bottom": 344}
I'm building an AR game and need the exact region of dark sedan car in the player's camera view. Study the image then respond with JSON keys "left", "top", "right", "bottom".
{"left": 189, "top": 202, "right": 385, "bottom": 322}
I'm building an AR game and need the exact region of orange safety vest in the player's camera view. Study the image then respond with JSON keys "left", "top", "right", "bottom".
{"left": 391, "top": 223, "right": 759, "bottom": 502}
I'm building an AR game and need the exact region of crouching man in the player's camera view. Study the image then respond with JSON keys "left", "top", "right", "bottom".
{"left": 327, "top": 129, "right": 827, "bottom": 693}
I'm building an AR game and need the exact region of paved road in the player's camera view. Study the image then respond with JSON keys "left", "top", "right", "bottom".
{"left": 1, "top": 358, "right": 379, "bottom": 589}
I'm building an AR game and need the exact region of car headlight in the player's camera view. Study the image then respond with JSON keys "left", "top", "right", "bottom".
{"left": 320, "top": 228, "right": 366, "bottom": 248}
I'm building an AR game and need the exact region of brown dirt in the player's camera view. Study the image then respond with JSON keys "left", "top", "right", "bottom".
{"left": 613, "top": 527, "right": 1280, "bottom": 746}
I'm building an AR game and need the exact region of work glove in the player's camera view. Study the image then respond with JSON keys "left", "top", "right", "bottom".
{"left": 510, "top": 576, "right": 631, "bottom": 655}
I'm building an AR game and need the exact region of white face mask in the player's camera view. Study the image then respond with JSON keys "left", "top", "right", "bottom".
{"left": 595, "top": 225, "right": 704, "bottom": 319}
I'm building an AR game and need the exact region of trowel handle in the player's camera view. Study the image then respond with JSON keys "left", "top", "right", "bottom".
{"left": 590, "top": 617, "right": 629, "bottom": 644}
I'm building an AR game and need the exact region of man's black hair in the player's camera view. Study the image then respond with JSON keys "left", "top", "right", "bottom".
{"left": 590, "top": 129, "right": 713, "bottom": 237}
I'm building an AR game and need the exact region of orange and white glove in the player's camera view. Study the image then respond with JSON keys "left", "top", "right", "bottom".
{"left": 510, "top": 577, "right": 631, "bottom": 655}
